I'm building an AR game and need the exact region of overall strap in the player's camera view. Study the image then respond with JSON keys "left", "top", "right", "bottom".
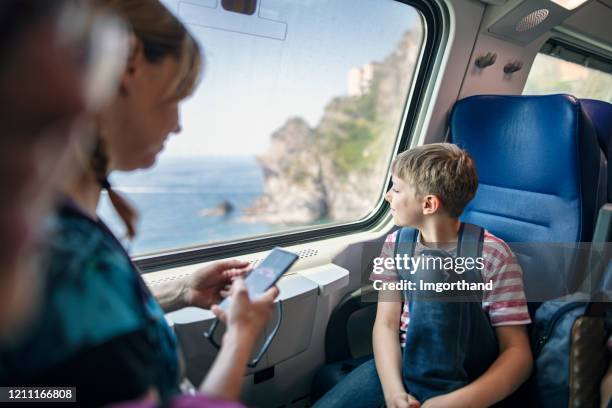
{"left": 394, "top": 227, "right": 419, "bottom": 281}
{"left": 394, "top": 227, "right": 419, "bottom": 258}
{"left": 457, "top": 223, "right": 485, "bottom": 261}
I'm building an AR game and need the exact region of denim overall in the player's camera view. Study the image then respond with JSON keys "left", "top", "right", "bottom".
{"left": 312, "top": 224, "right": 500, "bottom": 408}
{"left": 396, "top": 223, "right": 499, "bottom": 402}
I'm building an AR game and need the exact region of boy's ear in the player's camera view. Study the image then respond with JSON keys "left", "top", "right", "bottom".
{"left": 422, "top": 194, "right": 442, "bottom": 215}
{"left": 119, "top": 35, "right": 144, "bottom": 95}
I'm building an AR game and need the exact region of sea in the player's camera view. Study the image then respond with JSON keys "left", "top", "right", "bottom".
{"left": 98, "top": 155, "right": 279, "bottom": 256}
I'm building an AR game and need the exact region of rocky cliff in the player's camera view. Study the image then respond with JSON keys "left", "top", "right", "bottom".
{"left": 245, "top": 29, "right": 423, "bottom": 224}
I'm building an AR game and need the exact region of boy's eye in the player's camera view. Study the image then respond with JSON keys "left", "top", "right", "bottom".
{"left": 392, "top": 188, "right": 400, "bottom": 193}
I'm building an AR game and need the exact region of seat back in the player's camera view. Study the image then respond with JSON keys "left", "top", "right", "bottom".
{"left": 450, "top": 94, "right": 601, "bottom": 301}
{"left": 580, "top": 100, "right": 612, "bottom": 296}
{"left": 580, "top": 98, "right": 612, "bottom": 203}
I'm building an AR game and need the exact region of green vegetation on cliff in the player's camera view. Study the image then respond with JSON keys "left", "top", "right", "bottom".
{"left": 251, "top": 29, "right": 422, "bottom": 224}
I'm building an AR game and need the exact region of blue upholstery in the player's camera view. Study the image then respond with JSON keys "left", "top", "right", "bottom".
{"left": 580, "top": 98, "right": 611, "bottom": 203}
{"left": 581, "top": 99, "right": 612, "bottom": 159}
{"left": 450, "top": 94, "right": 601, "bottom": 300}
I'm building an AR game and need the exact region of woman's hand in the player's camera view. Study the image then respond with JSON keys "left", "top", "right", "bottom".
{"left": 387, "top": 391, "right": 421, "bottom": 408}
{"left": 184, "top": 259, "right": 251, "bottom": 309}
{"left": 211, "top": 278, "right": 279, "bottom": 343}
{"left": 200, "top": 278, "right": 279, "bottom": 400}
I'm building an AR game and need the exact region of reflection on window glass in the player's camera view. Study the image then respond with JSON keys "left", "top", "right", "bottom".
{"left": 524, "top": 53, "right": 612, "bottom": 102}
{"left": 99, "top": 0, "right": 425, "bottom": 255}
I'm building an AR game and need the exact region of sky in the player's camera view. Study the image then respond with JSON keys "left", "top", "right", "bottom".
{"left": 158, "top": 0, "right": 422, "bottom": 157}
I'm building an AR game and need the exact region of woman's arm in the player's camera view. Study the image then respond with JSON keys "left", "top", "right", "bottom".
{"left": 373, "top": 293, "right": 419, "bottom": 407}
{"left": 198, "top": 328, "right": 257, "bottom": 401}
{"left": 423, "top": 325, "right": 532, "bottom": 408}
{"left": 199, "top": 279, "right": 278, "bottom": 401}
{"left": 151, "top": 278, "right": 189, "bottom": 312}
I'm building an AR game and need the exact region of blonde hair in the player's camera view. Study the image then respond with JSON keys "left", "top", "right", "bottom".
{"left": 97, "top": 0, "right": 202, "bottom": 99}
{"left": 391, "top": 143, "right": 478, "bottom": 218}
{"left": 92, "top": 0, "right": 202, "bottom": 239}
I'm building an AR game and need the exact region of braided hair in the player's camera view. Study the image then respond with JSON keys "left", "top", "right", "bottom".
{"left": 91, "top": 139, "right": 138, "bottom": 239}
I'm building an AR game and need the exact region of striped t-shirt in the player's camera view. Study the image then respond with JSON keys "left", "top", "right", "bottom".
{"left": 370, "top": 229, "right": 531, "bottom": 347}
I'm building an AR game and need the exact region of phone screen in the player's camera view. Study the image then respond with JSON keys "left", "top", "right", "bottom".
{"left": 218, "top": 248, "right": 298, "bottom": 311}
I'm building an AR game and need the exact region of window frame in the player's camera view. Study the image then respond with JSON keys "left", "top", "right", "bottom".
{"left": 135, "top": 0, "right": 444, "bottom": 273}
{"left": 537, "top": 37, "right": 612, "bottom": 75}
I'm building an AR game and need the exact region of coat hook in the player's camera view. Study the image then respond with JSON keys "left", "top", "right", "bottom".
{"left": 503, "top": 60, "right": 523, "bottom": 74}
{"left": 474, "top": 52, "right": 497, "bottom": 69}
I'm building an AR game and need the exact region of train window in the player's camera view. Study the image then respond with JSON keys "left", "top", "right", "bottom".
{"left": 99, "top": 0, "right": 427, "bottom": 258}
{"left": 524, "top": 40, "right": 612, "bottom": 102}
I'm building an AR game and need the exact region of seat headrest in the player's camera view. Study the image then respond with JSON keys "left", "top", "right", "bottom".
{"left": 450, "top": 94, "right": 600, "bottom": 242}
{"left": 450, "top": 94, "right": 601, "bottom": 300}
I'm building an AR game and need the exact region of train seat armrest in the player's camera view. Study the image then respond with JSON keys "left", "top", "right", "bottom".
{"left": 593, "top": 204, "right": 612, "bottom": 243}
{"left": 297, "top": 264, "right": 349, "bottom": 296}
{"left": 325, "top": 286, "right": 377, "bottom": 363}
{"left": 590, "top": 204, "right": 612, "bottom": 295}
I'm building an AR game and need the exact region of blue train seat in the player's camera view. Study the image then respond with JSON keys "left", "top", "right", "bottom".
{"left": 580, "top": 99, "right": 612, "bottom": 295}
{"left": 450, "top": 94, "right": 602, "bottom": 301}
{"left": 580, "top": 98, "right": 611, "bottom": 203}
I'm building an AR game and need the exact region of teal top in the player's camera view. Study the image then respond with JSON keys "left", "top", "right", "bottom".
{"left": 0, "top": 200, "right": 181, "bottom": 405}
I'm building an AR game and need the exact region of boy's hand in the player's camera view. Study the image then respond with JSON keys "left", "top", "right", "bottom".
{"left": 388, "top": 392, "right": 420, "bottom": 408}
{"left": 421, "top": 393, "right": 457, "bottom": 408}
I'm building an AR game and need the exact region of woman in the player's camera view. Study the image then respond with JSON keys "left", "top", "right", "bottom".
{"left": 0, "top": 0, "right": 277, "bottom": 406}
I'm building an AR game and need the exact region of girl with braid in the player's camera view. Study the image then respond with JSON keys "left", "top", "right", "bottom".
{"left": 0, "top": 1, "right": 277, "bottom": 406}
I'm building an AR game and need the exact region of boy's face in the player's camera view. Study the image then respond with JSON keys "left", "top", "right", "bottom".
{"left": 385, "top": 174, "right": 426, "bottom": 228}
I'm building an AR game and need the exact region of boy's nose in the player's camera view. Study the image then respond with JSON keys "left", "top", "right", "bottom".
{"left": 384, "top": 190, "right": 391, "bottom": 202}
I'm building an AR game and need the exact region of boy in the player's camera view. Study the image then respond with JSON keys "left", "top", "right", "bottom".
{"left": 315, "top": 144, "right": 532, "bottom": 408}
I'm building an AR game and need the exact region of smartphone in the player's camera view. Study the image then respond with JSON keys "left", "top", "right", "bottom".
{"left": 218, "top": 247, "right": 299, "bottom": 311}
